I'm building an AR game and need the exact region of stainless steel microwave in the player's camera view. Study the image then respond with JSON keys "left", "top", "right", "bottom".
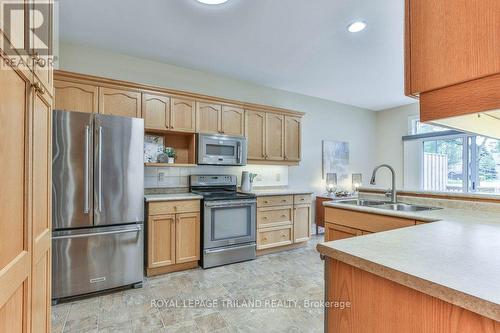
{"left": 197, "top": 134, "right": 247, "bottom": 166}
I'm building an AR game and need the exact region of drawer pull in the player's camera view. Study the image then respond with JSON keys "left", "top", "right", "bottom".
{"left": 263, "top": 217, "right": 268, "bottom": 220}
{"left": 281, "top": 214, "right": 286, "bottom": 218}
{"left": 282, "top": 199, "right": 287, "bottom": 202}
{"left": 263, "top": 237, "right": 268, "bottom": 241}
{"left": 264, "top": 201, "right": 269, "bottom": 204}
{"left": 300, "top": 198, "right": 305, "bottom": 201}
{"left": 281, "top": 234, "right": 286, "bottom": 238}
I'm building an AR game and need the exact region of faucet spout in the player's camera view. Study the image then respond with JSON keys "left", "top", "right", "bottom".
{"left": 370, "top": 164, "right": 397, "bottom": 203}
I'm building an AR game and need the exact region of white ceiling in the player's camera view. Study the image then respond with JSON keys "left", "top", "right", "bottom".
{"left": 59, "top": 0, "right": 415, "bottom": 111}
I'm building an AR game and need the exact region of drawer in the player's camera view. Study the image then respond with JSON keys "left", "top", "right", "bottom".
{"left": 324, "top": 207, "right": 415, "bottom": 233}
{"left": 149, "top": 200, "right": 200, "bottom": 216}
{"left": 294, "top": 194, "right": 312, "bottom": 205}
{"left": 257, "top": 206, "right": 293, "bottom": 228}
{"left": 257, "top": 195, "right": 293, "bottom": 207}
{"left": 257, "top": 225, "right": 293, "bottom": 250}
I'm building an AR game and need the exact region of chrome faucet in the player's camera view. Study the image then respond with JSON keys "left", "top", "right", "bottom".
{"left": 370, "top": 164, "right": 397, "bottom": 203}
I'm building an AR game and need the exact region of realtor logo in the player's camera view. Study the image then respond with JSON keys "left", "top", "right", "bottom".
{"left": 1, "top": 0, "right": 56, "bottom": 68}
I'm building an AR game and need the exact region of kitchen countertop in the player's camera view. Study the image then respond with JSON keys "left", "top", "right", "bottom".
{"left": 318, "top": 201, "right": 500, "bottom": 321}
{"left": 144, "top": 193, "right": 203, "bottom": 202}
{"left": 241, "top": 188, "right": 314, "bottom": 196}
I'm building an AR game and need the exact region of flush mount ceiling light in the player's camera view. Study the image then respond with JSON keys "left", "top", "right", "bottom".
{"left": 347, "top": 21, "right": 367, "bottom": 33}
{"left": 196, "top": 0, "right": 230, "bottom": 4}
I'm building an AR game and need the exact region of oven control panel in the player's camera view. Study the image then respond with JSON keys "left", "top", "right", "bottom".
{"left": 190, "top": 175, "right": 237, "bottom": 187}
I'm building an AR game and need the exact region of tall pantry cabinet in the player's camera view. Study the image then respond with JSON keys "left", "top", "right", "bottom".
{"left": 0, "top": 0, "right": 53, "bottom": 332}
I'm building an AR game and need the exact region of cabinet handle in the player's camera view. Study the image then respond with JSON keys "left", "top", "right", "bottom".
{"left": 281, "top": 214, "right": 286, "bottom": 218}
{"left": 263, "top": 217, "right": 268, "bottom": 219}
{"left": 32, "top": 82, "right": 45, "bottom": 95}
{"left": 33, "top": 53, "right": 47, "bottom": 68}
{"left": 264, "top": 201, "right": 269, "bottom": 204}
{"left": 263, "top": 237, "right": 268, "bottom": 241}
{"left": 282, "top": 199, "right": 287, "bottom": 202}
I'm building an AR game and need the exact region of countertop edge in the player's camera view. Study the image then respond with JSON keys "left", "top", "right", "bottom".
{"left": 316, "top": 241, "right": 500, "bottom": 322}
{"left": 144, "top": 194, "right": 203, "bottom": 202}
{"left": 242, "top": 190, "right": 314, "bottom": 196}
{"left": 322, "top": 201, "right": 441, "bottom": 222}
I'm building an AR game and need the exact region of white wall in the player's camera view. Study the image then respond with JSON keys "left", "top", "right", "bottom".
{"left": 374, "top": 103, "right": 419, "bottom": 188}
{"left": 58, "top": 42, "right": 378, "bottom": 193}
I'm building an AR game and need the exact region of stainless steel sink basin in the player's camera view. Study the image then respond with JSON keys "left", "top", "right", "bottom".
{"left": 338, "top": 199, "right": 390, "bottom": 206}
{"left": 336, "top": 200, "right": 442, "bottom": 212}
{"left": 376, "top": 203, "right": 442, "bottom": 212}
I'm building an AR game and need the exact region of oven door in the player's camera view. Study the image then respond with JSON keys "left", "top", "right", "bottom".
{"left": 198, "top": 134, "right": 247, "bottom": 165}
{"left": 204, "top": 199, "right": 256, "bottom": 249}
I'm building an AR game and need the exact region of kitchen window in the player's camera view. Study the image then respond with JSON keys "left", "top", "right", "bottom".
{"left": 403, "top": 119, "right": 500, "bottom": 195}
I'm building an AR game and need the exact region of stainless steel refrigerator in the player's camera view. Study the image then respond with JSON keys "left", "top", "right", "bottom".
{"left": 52, "top": 110, "right": 144, "bottom": 302}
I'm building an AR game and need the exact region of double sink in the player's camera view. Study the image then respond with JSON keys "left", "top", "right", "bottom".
{"left": 338, "top": 199, "right": 442, "bottom": 212}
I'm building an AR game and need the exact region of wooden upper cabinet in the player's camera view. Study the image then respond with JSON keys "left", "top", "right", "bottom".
{"left": 246, "top": 110, "right": 266, "bottom": 160}
{"left": 31, "top": 0, "right": 53, "bottom": 95}
{"left": 175, "top": 212, "right": 200, "bottom": 264}
{"left": 196, "top": 102, "right": 221, "bottom": 134}
{"left": 143, "top": 93, "right": 170, "bottom": 130}
{"left": 99, "top": 87, "right": 142, "bottom": 118}
{"left": 148, "top": 214, "right": 176, "bottom": 268}
{"left": 265, "top": 113, "right": 285, "bottom": 161}
{"left": 405, "top": 0, "right": 500, "bottom": 95}
{"left": 221, "top": 105, "right": 245, "bottom": 136}
{"left": 54, "top": 80, "right": 98, "bottom": 113}
{"left": 284, "top": 116, "right": 301, "bottom": 162}
{"left": 170, "top": 98, "right": 196, "bottom": 133}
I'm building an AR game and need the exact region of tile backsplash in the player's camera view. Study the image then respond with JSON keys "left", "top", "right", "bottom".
{"left": 145, "top": 165, "right": 289, "bottom": 189}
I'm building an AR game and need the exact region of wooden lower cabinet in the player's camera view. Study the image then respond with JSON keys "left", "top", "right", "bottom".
{"left": 325, "top": 223, "right": 363, "bottom": 241}
{"left": 148, "top": 214, "right": 176, "bottom": 268}
{"left": 325, "top": 258, "right": 500, "bottom": 333}
{"left": 324, "top": 207, "right": 427, "bottom": 242}
{"left": 146, "top": 200, "right": 200, "bottom": 276}
{"left": 175, "top": 213, "right": 200, "bottom": 264}
{"left": 256, "top": 194, "right": 311, "bottom": 251}
{"left": 293, "top": 204, "right": 311, "bottom": 243}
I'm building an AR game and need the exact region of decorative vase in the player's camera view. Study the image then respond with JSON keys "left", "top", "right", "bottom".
{"left": 167, "top": 157, "right": 175, "bottom": 164}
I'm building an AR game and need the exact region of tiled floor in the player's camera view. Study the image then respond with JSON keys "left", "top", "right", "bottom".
{"left": 52, "top": 235, "right": 324, "bottom": 333}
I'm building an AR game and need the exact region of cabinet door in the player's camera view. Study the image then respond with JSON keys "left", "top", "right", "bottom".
{"left": 245, "top": 110, "right": 266, "bottom": 160}
{"left": 221, "top": 105, "right": 245, "bottom": 136}
{"left": 325, "top": 223, "right": 362, "bottom": 242}
{"left": 196, "top": 102, "right": 221, "bottom": 134}
{"left": 54, "top": 80, "right": 98, "bottom": 113}
{"left": 0, "top": 61, "right": 31, "bottom": 333}
{"left": 99, "top": 87, "right": 141, "bottom": 118}
{"left": 31, "top": 0, "right": 53, "bottom": 95}
{"left": 284, "top": 116, "right": 301, "bottom": 162}
{"left": 265, "top": 113, "right": 285, "bottom": 160}
{"left": 31, "top": 86, "right": 52, "bottom": 333}
{"left": 148, "top": 214, "right": 176, "bottom": 268}
{"left": 143, "top": 93, "right": 170, "bottom": 130}
{"left": 175, "top": 213, "right": 200, "bottom": 264}
{"left": 406, "top": 0, "right": 500, "bottom": 94}
{"left": 293, "top": 204, "right": 311, "bottom": 243}
{"left": 171, "top": 98, "right": 196, "bottom": 132}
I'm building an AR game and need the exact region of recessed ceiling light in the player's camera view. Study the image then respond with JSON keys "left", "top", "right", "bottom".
{"left": 347, "top": 21, "right": 367, "bottom": 33}
{"left": 196, "top": 0, "right": 229, "bottom": 4}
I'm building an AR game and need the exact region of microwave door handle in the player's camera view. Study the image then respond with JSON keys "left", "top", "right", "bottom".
{"left": 237, "top": 142, "right": 242, "bottom": 164}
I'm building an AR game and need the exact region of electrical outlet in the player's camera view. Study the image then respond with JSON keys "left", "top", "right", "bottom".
{"left": 255, "top": 175, "right": 263, "bottom": 182}
{"left": 158, "top": 172, "right": 165, "bottom": 182}
{"left": 275, "top": 173, "right": 281, "bottom": 182}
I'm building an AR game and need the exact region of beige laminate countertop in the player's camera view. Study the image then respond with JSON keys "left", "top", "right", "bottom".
{"left": 241, "top": 189, "right": 314, "bottom": 196}
{"left": 144, "top": 193, "right": 203, "bottom": 202}
{"left": 318, "top": 202, "right": 500, "bottom": 321}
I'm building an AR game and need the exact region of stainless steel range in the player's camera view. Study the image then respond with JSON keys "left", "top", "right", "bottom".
{"left": 190, "top": 175, "right": 256, "bottom": 268}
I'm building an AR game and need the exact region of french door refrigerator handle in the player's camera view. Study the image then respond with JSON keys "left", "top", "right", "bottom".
{"left": 83, "top": 125, "right": 90, "bottom": 213}
{"left": 98, "top": 125, "right": 103, "bottom": 212}
{"left": 53, "top": 225, "right": 142, "bottom": 240}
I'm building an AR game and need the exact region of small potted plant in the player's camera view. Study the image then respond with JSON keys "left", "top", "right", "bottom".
{"left": 164, "top": 147, "right": 176, "bottom": 164}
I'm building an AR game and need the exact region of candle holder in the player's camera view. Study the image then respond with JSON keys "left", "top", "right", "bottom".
{"left": 326, "top": 173, "right": 338, "bottom": 195}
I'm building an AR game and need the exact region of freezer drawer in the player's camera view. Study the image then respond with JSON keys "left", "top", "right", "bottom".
{"left": 52, "top": 224, "right": 143, "bottom": 300}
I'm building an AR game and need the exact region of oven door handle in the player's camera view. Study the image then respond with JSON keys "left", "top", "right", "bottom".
{"left": 204, "top": 200, "right": 256, "bottom": 208}
{"left": 204, "top": 243, "right": 256, "bottom": 254}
